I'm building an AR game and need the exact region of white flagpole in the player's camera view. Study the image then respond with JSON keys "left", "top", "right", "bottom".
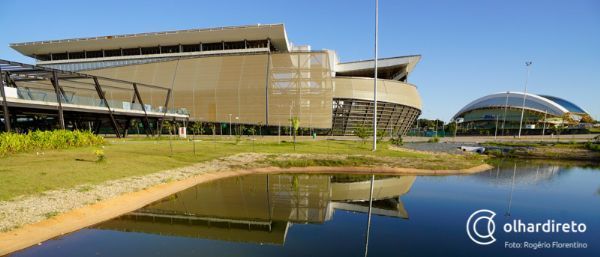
{"left": 372, "top": 0, "right": 379, "bottom": 151}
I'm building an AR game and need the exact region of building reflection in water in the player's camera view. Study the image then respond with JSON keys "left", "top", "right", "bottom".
{"left": 472, "top": 160, "right": 562, "bottom": 185}
{"left": 94, "top": 174, "right": 416, "bottom": 246}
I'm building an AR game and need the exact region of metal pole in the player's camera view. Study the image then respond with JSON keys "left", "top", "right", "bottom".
{"left": 93, "top": 77, "right": 121, "bottom": 138}
{"left": 518, "top": 61, "right": 532, "bottom": 138}
{"left": 289, "top": 102, "right": 293, "bottom": 138}
{"left": 228, "top": 114, "right": 232, "bottom": 136}
{"left": 453, "top": 120, "right": 458, "bottom": 140}
{"left": 542, "top": 109, "right": 547, "bottom": 138}
{"left": 51, "top": 71, "right": 65, "bottom": 129}
{"left": 157, "top": 89, "right": 171, "bottom": 136}
{"left": 265, "top": 50, "right": 271, "bottom": 126}
{"left": 0, "top": 70, "right": 12, "bottom": 132}
{"left": 501, "top": 91, "right": 509, "bottom": 136}
{"left": 132, "top": 83, "right": 153, "bottom": 136}
{"left": 372, "top": 0, "right": 379, "bottom": 151}
{"left": 494, "top": 114, "right": 499, "bottom": 141}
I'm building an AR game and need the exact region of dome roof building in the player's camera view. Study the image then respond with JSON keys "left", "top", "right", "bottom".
{"left": 453, "top": 92, "right": 590, "bottom": 132}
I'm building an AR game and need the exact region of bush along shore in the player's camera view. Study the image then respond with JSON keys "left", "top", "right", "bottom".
{"left": 481, "top": 135, "right": 600, "bottom": 161}
{"left": 0, "top": 130, "right": 104, "bottom": 157}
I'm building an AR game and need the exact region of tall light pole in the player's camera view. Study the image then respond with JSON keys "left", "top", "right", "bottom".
{"left": 542, "top": 109, "right": 547, "bottom": 138}
{"left": 518, "top": 61, "right": 533, "bottom": 138}
{"left": 501, "top": 91, "right": 509, "bottom": 136}
{"left": 235, "top": 116, "right": 239, "bottom": 136}
{"left": 494, "top": 114, "right": 499, "bottom": 141}
{"left": 372, "top": 0, "right": 379, "bottom": 151}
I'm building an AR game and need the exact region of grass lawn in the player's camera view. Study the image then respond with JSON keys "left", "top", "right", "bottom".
{"left": 0, "top": 136, "right": 484, "bottom": 201}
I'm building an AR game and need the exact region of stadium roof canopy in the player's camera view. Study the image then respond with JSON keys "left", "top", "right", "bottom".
{"left": 10, "top": 24, "right": 290, "bottom": 57}
{"left": 335, "top": 55, "right": 421, "bottom": 81}
{"left": 453, "top": 91, "right": 589, "bottom": 120}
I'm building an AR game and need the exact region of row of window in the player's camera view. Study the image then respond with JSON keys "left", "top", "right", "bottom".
{"left": 35, "top": 40, "right": 272, "bottom": 61}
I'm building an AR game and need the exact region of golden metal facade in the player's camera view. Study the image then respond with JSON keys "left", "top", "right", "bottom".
{"left": 84, "top": 52, "right": 333, "bottom": 128}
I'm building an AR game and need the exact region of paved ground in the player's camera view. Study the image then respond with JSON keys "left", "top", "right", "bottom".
{"left": 401, "top": 142, "right": 478, "bottom": 154}
{"left": 403, "top": 134, "right": 597, "bottom": 143}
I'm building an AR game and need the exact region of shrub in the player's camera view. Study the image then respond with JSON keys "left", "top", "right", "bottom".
{"left": 376, "top": 130, "right": 387, "bottom": 143}
{"left": 0, "top": 130, "right": 104, "bottom": 157}
{"left": 485, "top": 149, "right": 503, "bottom": 157}
{"left": 390, "top": 135, "right": 403, "bottom": 146}
{"left": 354, "top": 125, "right": 372, "bottom": 144}
{"left": 94, "top": 149, "right": 105, "bottom": 162}
{"left": 428, "top": 136, "right": 440, "bottom": 143}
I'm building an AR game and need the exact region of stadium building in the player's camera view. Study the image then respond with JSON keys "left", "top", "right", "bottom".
{"left": 452, "top": 91, "right": 591, "bottom": 133}
{"left": 8, "top": 24, "right": 422, "bottom": 136}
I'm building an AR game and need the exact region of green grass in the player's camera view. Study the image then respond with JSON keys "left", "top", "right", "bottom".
{"left": 266, "top": 155, "right": 382, "bottom": 168}
{"left": 0, "top": 136, "right": 484, "bottom": 201}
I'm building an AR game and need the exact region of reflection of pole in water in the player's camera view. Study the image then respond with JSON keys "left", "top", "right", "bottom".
{"left": 267, "top": 174, "right": 272, "bottom": 223}
{"left": 505, "top": 163, "right": 517, "bottom": 217}
{"left": 495, "top": 163, "right": 500, "bottom": 178}
{"left": 495, "top": 158, "right": 504, "bottom": 178}
{"left": 364, "top": 174, "right": 375, "bottom": 257}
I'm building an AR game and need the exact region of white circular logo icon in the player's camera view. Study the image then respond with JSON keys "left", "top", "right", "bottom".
{"left": 466, "top": 209, "right": 496, "bottom": 245}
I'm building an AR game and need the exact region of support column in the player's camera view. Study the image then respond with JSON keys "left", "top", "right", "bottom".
{"left": 123, "top": 118, "right": 131, "bottom": 138}
{"left": 264, "top": 50, "right": 271, "bottom": 126}
{"left": 157, "top": 89, "right": 171, "bottom": 136}
{"left": 92, "top": 77, "right": 121, "bottom": 138}
{"left": 50, "top": 71, "right": 65, "bottom": 129}
{"left": 132, "top": 83, "right": 153, "bottom": 136}
{"left": 0, "top": 70, "right": 12, "bottom": 132}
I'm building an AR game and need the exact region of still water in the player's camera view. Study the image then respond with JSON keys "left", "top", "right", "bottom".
{"left": 11, "top": 161, "right": 600, "bottom": 257}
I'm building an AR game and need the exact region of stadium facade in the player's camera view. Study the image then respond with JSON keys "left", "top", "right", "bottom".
{"left": 10, "top": 24, "right": 422, "bottom": 136}
{"left": 452, "top": 91, "right": 590, "bottom": 131}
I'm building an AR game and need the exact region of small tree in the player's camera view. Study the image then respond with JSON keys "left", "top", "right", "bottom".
{"left": 354, "top": 125, "right": 372, "bottom": 144}
{"left": 257, "top": 121, "right": 263, "bottom": 137}
{"left": 190, "top": 121, "right": 204, "bottom": 137}
{"left": 390, "top": 135, "right": 403, "bottom": 146}
{"left": 282, "top": 126, "right": 290, "bottom": 138}
{"left": 162, "top": 120, "right": 174, "bottom": 136}
{"left": 161, "top": 120, "right": 174, "bottom": 156}
{"left": 132, "top": 120, "right": 141, "bottom": 135}
{"left": 376, "top": 130, "right": 387, "bottom": 143}
{"left": 248, "top": 126, "right": 256, "bottom": 137}
{"left": 290, "top": 117, "right": 300, "bottom": 150}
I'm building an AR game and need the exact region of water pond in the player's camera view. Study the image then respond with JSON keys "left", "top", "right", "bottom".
{"left": 11, "top": 160, "right": 600, "bottom": 257}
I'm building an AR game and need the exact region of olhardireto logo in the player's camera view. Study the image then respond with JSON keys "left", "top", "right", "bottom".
{"left": 466, "top": 209, "right": 496, "bottom": 245}
{"left": 466, "top": 209, "right": 589, "bottom": 250}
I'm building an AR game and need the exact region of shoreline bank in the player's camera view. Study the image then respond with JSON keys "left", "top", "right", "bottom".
{"left": 0, "top": 159, "right": 492, "bottom": 256}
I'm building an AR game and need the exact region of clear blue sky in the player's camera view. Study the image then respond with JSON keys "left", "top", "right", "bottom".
{"left": 1, "top": 0, "right": 598, "bottom": 121}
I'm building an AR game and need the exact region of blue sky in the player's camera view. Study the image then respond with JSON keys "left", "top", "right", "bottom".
{"left": 1, "top": 0, "right": 598, "bottom": 121}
